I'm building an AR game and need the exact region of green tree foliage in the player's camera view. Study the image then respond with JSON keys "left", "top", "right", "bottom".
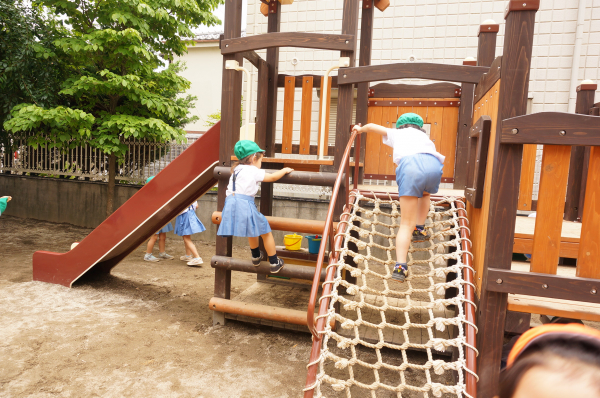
{"left": 4, "top": 0, "right": 222, "bottom": 215}
{"left": 0, "top": 0, "right": 70, "bottom": 146}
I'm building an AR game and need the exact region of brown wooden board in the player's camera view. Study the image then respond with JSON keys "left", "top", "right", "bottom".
{"left": 502, "top": 112, "right": 600, "bottom": 145}
{"left": 517, "top": 144, "right": 537, "bottom": 211}
{"left": 299, "top": 76, "right": 313, "bottom": 155}
{"left": 465, "top": 116, "right": 492, "bottom": 208}
{"left": 240, "top": 50, "right": 262, "bottom": 68}
{"left": 277, "top": 74, "right": 338, "bottom": 88}
{"left": 454, "top": 63, "right": 476, "bottom": 190}
{"left": 356, "top": 1, "right": 374, "bottom": 184}
{"left": 513, "top": 237, "right": 579, "bottom": 259}
{"left": 474, "top": 56, "right": 502, "bottom": 102}
{"left": 531, "top": 145, "right": 571, "bottom": 274}
{"left": 369, "top": 82, "right": 461, "bottom": 98}
{"left": 338, "top": 62, "right": 489, "bottom": 85}
{"left": 214, "top": 166, "right": 339, "bottom": 186}
{"left": 577, "top": 146, "right": 600, "bottom": 279}
{"left": 441, "top": 106, "right": 459, "bottom": 178}
{"left": 221, "top": 32, "right": 355, "bottom": 54}
{"left": 281, "top": 76, "right": 295, "bottom": 154}
{"left": 507, "top": 295, "right": 600, "bottom": 323}
{"left": 487, "top": 268, "right": 599, "bottom": 303}
{"left": 504, "top": 0, "right": 540, "bottom": 17}
{"left": 255, "top": 59, "right": 269, "bottom": 150}
{"left": 369, "top": 99, "right": 460, "bottom": 107}
{"left": 364, "top": 103, "right": 383, "bottom": 175}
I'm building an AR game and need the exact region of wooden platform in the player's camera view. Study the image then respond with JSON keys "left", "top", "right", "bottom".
{"left": 514, "top": 216, "right": 582, "bottom": 258}
{"left": 509, "top": 261, "right": 600, "bottom": 322}
{"left": 336, "top": 293, "right": 455, "bottom": 355}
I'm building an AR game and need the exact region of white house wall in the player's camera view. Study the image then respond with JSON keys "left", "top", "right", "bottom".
{"left": 175, "top": 42, "right": 223, "bottom": 132}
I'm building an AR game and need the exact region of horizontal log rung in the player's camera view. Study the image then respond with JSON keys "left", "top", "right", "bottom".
{"left": 209, "top": 297, "right": 334, "bottom": 328}
{"left": 213, "top": 166, "right": 340, "bottom": 187}
{"left": 212, "top": 212, "right": 338, "bottom": 235}
{"left": 211, "top": 255, "right": 327, "bottom": 281}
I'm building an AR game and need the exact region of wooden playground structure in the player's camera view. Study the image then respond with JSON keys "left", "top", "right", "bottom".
{"left": 208, "top": 0, "right": 600, "bottom": 397}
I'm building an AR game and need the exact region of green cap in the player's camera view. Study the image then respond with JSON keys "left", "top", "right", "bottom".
{"left": 396, "top": 113, "right": 424, "bottom": 128}
{"left": 234, "top": 140, "right": 265, "bottom": 160}
{"left": 146, "top": 176, "right": 155, "bottom": 184}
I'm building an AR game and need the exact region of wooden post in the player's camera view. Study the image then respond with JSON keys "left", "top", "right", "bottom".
{"left": 214, "top": 0, "right": 243, "bottom": 326}
{"left": 477, "top": 21, "right": 499, "bottom": 68}
{"left": 453, "top": 58, "right": 477, "bottom": 190}
{"left": 333, "top": 0, "right": 359, "bottom": 219}
{"left": 476, "top": 3, "right": 538, "bottom": 396}
{"left": 564, "top": 82, "right": 597, "bottom": 221}
{"left": 355, "top": 0, "right": 374, "bottom": 185}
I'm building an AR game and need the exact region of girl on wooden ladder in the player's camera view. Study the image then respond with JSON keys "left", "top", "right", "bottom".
{"left": 217, "top": 140, "right": 293, "bottom": 273}
{"left": 352, "top": 113, "right": 444, "bottom": 282}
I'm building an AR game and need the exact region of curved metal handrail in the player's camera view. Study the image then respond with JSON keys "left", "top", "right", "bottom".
{"left": 306, "top": 130, "right": 359, "bottom": 337}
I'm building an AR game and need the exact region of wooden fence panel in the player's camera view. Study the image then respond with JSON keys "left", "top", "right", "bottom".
{"left": 317, "top": 76, "right": 332, "bottom": 157}
{"left": 299, "top": 76, "right": 313, "bottom": 155}
{"left": 577, "top": 146, "right": 600, "bottom": 279}
{"left": 282, "top": 77, "right": 295, "bottom": 154}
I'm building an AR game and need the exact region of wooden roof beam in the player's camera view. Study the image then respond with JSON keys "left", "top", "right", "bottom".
{"left": 221, "top": 32, "right": 355, "bottom": 55}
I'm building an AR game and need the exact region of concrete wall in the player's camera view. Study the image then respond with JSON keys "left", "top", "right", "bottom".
{"left": 0, "top": 175, "right": 330, "bottom": 251}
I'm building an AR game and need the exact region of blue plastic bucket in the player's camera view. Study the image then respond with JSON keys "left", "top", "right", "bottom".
{"left": 305, "top": 235, "right": 322, "bottom": 254}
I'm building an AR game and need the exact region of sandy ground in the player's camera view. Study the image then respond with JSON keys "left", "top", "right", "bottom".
{"left": 1, "top": 215, "right": 452, "bottom": 398}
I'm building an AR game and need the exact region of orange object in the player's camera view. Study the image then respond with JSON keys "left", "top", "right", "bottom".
{"left": 260, "top": 2, "right": 268, "bottom": 16}
{"left": 507, "top": 323, "right": 600, "bottom": 369}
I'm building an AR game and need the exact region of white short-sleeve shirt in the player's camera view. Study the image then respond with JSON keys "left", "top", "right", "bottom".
{"left": 382, "top": 127, "right": 445, "bottom": 165}
{"left": 226, "top": 165, "right": 266, "bottom": 197}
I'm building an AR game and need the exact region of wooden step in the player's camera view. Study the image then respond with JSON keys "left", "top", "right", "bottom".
{"left": 211, "top": 255, "right": 326, "bottom": 281}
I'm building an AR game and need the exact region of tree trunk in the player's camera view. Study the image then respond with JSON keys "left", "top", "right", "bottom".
{"left": 106, "top": 153, "right": 116, "bottom": 217}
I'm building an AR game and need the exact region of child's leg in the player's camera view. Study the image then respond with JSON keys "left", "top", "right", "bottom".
{"left": 182, "top": 235, "right": 199, "bottom": 258}
{"left": 146, "top": 234, "right": 158, "bottom": 253}
{"left": 158, "top": 233, "right": 167, "bottom": 253}
{"left": 259, "top": 232, "right": 276, "bottom": 256}
{"left": 396, "top": 196, "right": 419, "bottom": 264}
{"left": 248, "top": 237, "right": 260, "bottom": 251}
{"left": 416, "top": 193, "right": 431, "bottom": 226}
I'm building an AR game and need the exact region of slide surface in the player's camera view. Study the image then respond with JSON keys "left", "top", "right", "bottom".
{"left": 33, "top": 122, "right": 221, "bottom": 287}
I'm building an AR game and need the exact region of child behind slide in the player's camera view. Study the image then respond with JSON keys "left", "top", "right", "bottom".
{"left": 175, "top": 201, "right": 205, "bottom": 266}
{"left": 217, "top": 140, "right": 293, "bottom": 273}
{"left": 143, "top": 177, "right": 175, "bottom": 262}
{"left": 500, "top": 324, "right": 600, "bottom": 398}
{"left": 0, "top": 196, "right": 12, "bottom": 217}
{"left": 352, "top": 113, "right": 444, "bottom": 282}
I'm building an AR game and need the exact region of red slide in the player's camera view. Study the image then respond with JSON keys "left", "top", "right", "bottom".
{"left": 33, "top": 122, "right": 221, "bottom": 287}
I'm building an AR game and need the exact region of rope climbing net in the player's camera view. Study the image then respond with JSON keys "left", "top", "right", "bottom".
{"left": 306, "top": 192, "right": 478, "bottom": 398}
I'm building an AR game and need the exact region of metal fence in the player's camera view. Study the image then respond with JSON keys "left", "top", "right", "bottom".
{"left": 0, "top": 133, "right": 202, "bottom": 184}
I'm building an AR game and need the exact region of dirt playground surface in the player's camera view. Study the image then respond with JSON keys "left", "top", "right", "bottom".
{"left": 2, "top": 215, "right": 457, "bottom": 397}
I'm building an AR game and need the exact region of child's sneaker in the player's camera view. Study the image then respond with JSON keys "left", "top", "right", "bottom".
{"left": 392, "top": 263, "right": 408, "bottom": 282}
{"left": 180, "top": 254, "right": 192, "bottom": 261}
{"left": 144, "top": 253, "right": 160, "bottom": 262}
{"left": 412, "top": 227, "right": 429, "bottom": 241}
{"left": 270, "top": 258, "right": 285, "bottom": 273}
{"left": 157, "top": 252, "right": 174, "bottom": 260}
{"left": 252, "top": 251, "right": 265, "bottom": 266}
{"left": 187, "top": 257, "right": 203, "bottom": 267}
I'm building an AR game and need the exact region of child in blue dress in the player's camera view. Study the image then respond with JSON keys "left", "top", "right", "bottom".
{"left": 143, "top": 177, "right": 175, "bottom": 262}
{"left": 0, "top": 196, "right": 12, "bottom": 217}
{"left": 352, "top": 113, "right": 444, "bottom": 282}
{"left": 175, "top": 200, "right": 205, "bottom": 266}
{"left": 217, "top": 140, "right": 293, "bottom": 273}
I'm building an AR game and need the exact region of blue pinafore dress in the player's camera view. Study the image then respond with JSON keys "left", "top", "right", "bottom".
{"left": 217, "top": 169, "right": 271, "bottom": 238}
{"left": 156, "top": 222, "right": 174, "bottom": 234}
{"left": 174, "top": 204, "right": 206, "bottom": 236}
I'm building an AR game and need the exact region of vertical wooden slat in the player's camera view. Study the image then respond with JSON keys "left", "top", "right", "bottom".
{"left": 281, "top": 77, "right": 295, "bottom": 154}
{"left": 317, "top": 76, "right": 332, "bottom": 156}
{"left": 531, "top": 145, "right": 571, "bottom": 274}
{"left": 477, "top": 23, "right": 500, "bottom": 68}
{"left": 440, "top": 106, "right": 459, "bottom": 178}
{"left": 426, "top": 106, "right": 444, "bottom": 152}
{"left": 254, "top": 59, "right": 269, "bottom": 148}
{"left": 378, "top": 100, "right": 396, "bottom": 176}
{"left": 364, "top": 104, "right": 382, "bottom": 175}
{"left": 517, "top": 144, "right": 537, "bottom": 211}
{"left": 577, "top": 146, "right": 600, "bottom": 279}
{"left": 299, "top": 76, "right": 313, "bottom": 155}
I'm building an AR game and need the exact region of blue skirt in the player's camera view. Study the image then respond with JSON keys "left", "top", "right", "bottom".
{"left": 217, "top": 194, "right": 271, "bottom": 238}
{"left": 396, "top": 154, "right": 443, "bottom": 198}
{"left": 156, "top": 222, "right": 174, "bottom": 234}
{"left": 174, "top": 211, "right": 206, "bottom": 236}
